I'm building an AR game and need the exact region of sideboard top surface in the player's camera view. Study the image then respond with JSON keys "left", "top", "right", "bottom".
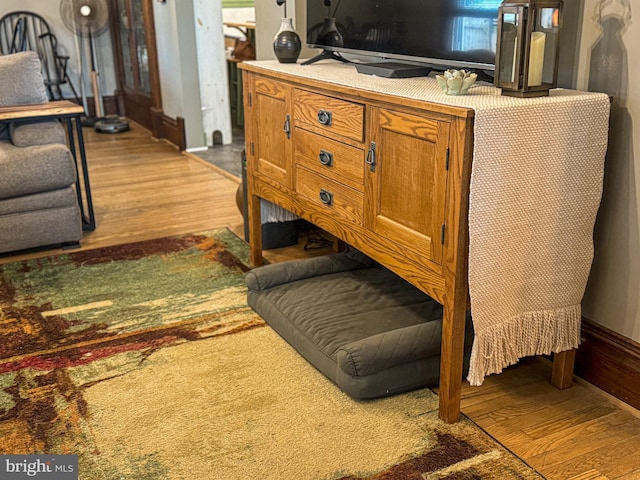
{"left": 241, "top": 60, "right": 605, "bottom": 121}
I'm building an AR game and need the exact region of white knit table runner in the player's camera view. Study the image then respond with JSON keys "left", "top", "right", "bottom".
{"left": 247, "top": 60, "right": 611, "bottom": 385}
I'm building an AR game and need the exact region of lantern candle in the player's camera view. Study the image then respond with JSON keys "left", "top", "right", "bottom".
{"left": 528, "top": 31, "right": 546, "bottom": 86}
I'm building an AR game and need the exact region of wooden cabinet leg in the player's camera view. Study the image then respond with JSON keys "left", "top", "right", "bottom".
{"left": 247, "top": 192, "right": 263, "bottom": 267}
{"left": 333, "top": 238, "right": 347, "bottom": 253}
{"left": 438, "top": 301, "right": 467, "bottom": 423}
{"left": 551, "top": 349, "right": 576, "bottom": 389}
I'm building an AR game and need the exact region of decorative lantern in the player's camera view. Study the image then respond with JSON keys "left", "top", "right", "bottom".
{"left": 494, "top": 0, "right": 563, "bottom": 97}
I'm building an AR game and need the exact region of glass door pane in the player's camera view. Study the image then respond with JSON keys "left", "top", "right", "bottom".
{"left": 132, "top": 0, "right": 151, "bottom": 95}
{"left": 117, "top": 0, "right": 135, "bottom": 89}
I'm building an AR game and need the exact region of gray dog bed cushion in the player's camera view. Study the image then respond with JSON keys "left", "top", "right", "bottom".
{"left": 246, "top": 250, "right": 473, "bottom": 399}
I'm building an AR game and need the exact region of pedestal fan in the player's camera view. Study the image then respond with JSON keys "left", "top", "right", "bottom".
{"left": 59, "top": 0, "right": 129, "bottom": 133}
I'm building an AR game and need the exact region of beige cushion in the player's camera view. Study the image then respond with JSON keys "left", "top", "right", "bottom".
{"left": 0, "top": 51, "right": 48, "bottom": 106}
{"left": 0, "top": 52, "right": 49, "bottom": 141}
{"left": 10, "top": 120, "right": 66, "bottom": 147}
{"left": 0, "top": 141, "right": 76, "bottom": 200}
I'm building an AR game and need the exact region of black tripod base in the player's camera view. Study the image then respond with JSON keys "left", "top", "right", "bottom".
{"left": 302, "top": 50, "right": 351, "bottom": 66}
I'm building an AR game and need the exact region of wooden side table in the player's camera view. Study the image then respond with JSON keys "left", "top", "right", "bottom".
{"left": 0, "top": 101, "right": 96, "bottom": 231}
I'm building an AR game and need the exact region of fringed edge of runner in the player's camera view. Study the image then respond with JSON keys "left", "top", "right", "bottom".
{"left": 466, "top": 305, "right": 581, "bottom": 386}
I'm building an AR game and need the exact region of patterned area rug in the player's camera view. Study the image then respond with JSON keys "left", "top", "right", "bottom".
{"left": 0, "top": 229, "right": 544, "bottom": 479}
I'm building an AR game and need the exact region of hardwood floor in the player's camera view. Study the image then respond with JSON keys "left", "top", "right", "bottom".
{"left": 459, "top": 359, "right": 640, "bottom": 479}
{"left": 1, "top": 123, "right": 245, "bottom": 265}
{"left": 2, "top": 123, "right": 640, "bottom": 479}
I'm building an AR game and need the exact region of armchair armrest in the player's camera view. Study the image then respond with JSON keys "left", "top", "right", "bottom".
{"left": 0, "top": 100, "right": 83, "bottom": 122}
{"left": 0, "top": 101, "right": 82, "bottom": 148}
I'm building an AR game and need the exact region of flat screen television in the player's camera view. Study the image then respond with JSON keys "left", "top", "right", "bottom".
{"left": 305, "top": 0, "right": 502, "bottom": 75}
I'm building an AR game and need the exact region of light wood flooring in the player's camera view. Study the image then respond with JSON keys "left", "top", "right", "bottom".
{"left": 2, "top": 123, "right": 640, "bottom": 479}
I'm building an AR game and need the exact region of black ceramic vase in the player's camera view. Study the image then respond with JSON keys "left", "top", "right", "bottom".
{"left": 273, "top": 18, "right": 302, "bottom": 64}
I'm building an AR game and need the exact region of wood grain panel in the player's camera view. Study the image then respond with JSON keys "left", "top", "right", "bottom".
{"left": 295, "top": 166, "right": 364, "bottom": 226}
{"left": 158, "top": 114, "right": 186, "bottom": 151}
{"left": 366, "top": 107, "right": 450, "bottom": 266}
{"left": 458, "top": 356, "right": 640, "bottom": 480}
{"left": 293, "top": 89, "right": 365, "bottom": 142}
{"left": 254, "top": 76, "right": 287, "bottom": 99}
{"left": 575, "top": 318, "right": 640, "bottom": 411}
{"left": 252, "top": 80, "right": 292, "bottom": 188}
{"left": 294, "top": 128, "right": 365, "bottom": 191}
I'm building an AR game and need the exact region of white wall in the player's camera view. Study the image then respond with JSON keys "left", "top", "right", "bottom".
{"left": 147, "top": 1, "right": 232, "bottom": 150}
{"left": 195, "top": 0, "right": 232, "bottom": 147}
{"left": 0, "top": 0, "right": 117, "bottom": 100}
{"left": 577, "top": 0, "right": 640, "bottom": 342}
{"left": 255, "top": 1, "right": 280, "bottom": 61}
{"left": 153, "top": 1, "right": 207, "bottom": 150}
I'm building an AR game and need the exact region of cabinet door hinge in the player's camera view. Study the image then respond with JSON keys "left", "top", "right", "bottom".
{"left": 250, "top": 142, "right": 254, "bottom": 156}
{"left": 445, "top": 148, "right": 450, "bottom": 171}
{"left": 441, "top": 224, "right": 445, "bottom": 244}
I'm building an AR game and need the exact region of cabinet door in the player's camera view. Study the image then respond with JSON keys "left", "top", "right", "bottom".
{"left": 252, "top": 77, "right": 293, "bottom": 188}
{"left": 366, "top": 107, "right": 450, "bottom": 265}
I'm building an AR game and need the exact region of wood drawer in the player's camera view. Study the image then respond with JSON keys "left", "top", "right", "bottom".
{"left": 254, "top": 76, "right": 287, "bottom": 99}
{"left": 295, "top": 166, "right": 363, "bottom": 226}
{"left": 294, "top": 128, "right": 365, "bottom": 192}
{"left": 293, "top": 89, "right": 364, "bottom": 142}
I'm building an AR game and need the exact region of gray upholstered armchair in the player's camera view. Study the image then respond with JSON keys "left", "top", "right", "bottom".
{"left": 0, "top": 51, "right": 82, "bottom": 254}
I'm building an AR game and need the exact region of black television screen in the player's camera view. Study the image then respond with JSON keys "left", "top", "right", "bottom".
{"left": 306, "top": 0, "right": 502, "bottom": 71}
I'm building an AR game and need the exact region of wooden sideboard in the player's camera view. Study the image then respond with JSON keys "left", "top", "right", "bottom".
{"left": 239, "top": 61, "right": 575, "bottom": 423}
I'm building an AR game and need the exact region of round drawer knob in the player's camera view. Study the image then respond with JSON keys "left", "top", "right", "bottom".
{"left": 317, "top": 109, "right": 332, "bottom": 126}
{"left": 319, "top": 189, "right": 333, "bottom": 206}
{"left": 319, "top": 150, "right": 333, "bottom": 166}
